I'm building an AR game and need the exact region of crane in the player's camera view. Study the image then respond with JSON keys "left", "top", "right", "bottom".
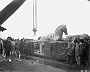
{"left": 0, "top": 0, "right": 26, "bottom": 25}
{"left": 0, "top": 0, "right": 26, "bottom": 32}
{"left": 0, "top": 0, "right": 38, "bottom": 36}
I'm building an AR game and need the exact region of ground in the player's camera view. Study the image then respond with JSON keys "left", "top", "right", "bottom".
{"left": 0, "top": 55, "right": 89, "bottom": 72}
{"left": 0, "top": 59, "right": 66, "bottom": 72}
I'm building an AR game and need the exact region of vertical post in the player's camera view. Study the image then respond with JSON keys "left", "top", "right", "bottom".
{"left": 40, "top": 43, "right": 42, "bottom": 55}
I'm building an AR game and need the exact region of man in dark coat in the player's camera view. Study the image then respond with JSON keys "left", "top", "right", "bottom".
{"left": 82, "top": 38, "right": 89, "bottom": 66}
{"left": 3, "top": 38, "right": 12, "bottom": 58}
{"left": 20, "top": 39, "right": 25, "bottom": 54}
{"left": 15, "top": 39, "right": 20, "bottom": 58}
{"left": 0, "top": 38, "right": 3, "bottom": 55}
{"left": 75, "top": 38, "right": 82, "bottom": 67}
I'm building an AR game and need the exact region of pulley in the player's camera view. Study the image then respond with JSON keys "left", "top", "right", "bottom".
{"left": 33, "top": 27, "right": 37, "bottom": 36}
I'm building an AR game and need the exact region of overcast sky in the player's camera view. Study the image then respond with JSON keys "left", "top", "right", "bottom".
{"left": 0, "top": 0, "right": 90, "bottom": 39}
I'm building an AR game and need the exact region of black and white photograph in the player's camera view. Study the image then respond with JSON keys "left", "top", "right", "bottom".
{"left": 0, "top": 0, "right": 90, "bottom": 72}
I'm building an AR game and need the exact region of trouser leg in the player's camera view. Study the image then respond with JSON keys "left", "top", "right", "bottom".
{"left": 70, "top": 55, "right": 75, "bottom": 65}
{"left": 66, "top": 55, "right": 70, "bottom": 64}
{"left": 75, "top": 56, "right": 79, "bottom": 65}
{"left": 17, "top": 51, "right": 19, "bottom": 58}
{"left": 6, "top": 51, "right": 10, "bottom": 58}
{"left": 19, "top": 51, "right": 20, "bottom": 59}
{"left": 78, "top": 56, "right": 81, "bottom": 66}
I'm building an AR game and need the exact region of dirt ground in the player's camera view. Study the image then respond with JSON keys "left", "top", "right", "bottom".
{"left": 0, "top": 59, "right": 67, "bottom": 72}
{"left": 0, "top": 57, "right": 89, "bottom": 72}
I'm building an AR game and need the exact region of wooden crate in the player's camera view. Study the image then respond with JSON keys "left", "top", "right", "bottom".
{"left": 50, "top": 42, "right": 57, "bottom": 59}
{"left": 56, "top": 42, "right": 68, "bottom": 60}
{"left": 29, "top": 42, "right": 34, "bottom": 55}
{"left": 44, "top": 41, "right": 51, "bottom": 57}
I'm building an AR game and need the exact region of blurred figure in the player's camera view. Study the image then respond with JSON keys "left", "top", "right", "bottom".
{"left": 66, "top": 38, "right": 76, "bottom": 65}
{"left": 0, "top": 38, "right": 4, "bottom": 60}
{"left": 0, "top": 38, "right": 3, "bottom": 55}
{"left": 82, "top": 38, "right": 89, "bottom": 67}
{"left": 15, "top": 39, "right": 21, "bottom": 59}
{"left": 79, "top": 39, "right": 84, "bottom": 67}
{"left": 20, "top": 39, "right": 25, "bottom": 55}
{"left": 75, "top": 38, "right": 81, "bottom": 67}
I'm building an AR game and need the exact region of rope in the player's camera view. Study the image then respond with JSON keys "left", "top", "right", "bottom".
{"left": 33, "top": 0, "right": 34, "bottom": 29}
{"left": 35, "top": 0, "right": 37, "bottom": 29}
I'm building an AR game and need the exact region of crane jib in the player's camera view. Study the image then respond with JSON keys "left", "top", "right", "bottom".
{"left": 0, "top": 0, "right": 26, "bottom": 25}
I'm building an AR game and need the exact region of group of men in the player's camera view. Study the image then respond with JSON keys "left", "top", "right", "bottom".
{"left": 0, "top": 37, "right": 34, "bottom": 62}
{"left": 66, "top": 37, "right": 89, "bottom": 68}
{"left": 0, "top": 37, "right": 22, "bottom": 61}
